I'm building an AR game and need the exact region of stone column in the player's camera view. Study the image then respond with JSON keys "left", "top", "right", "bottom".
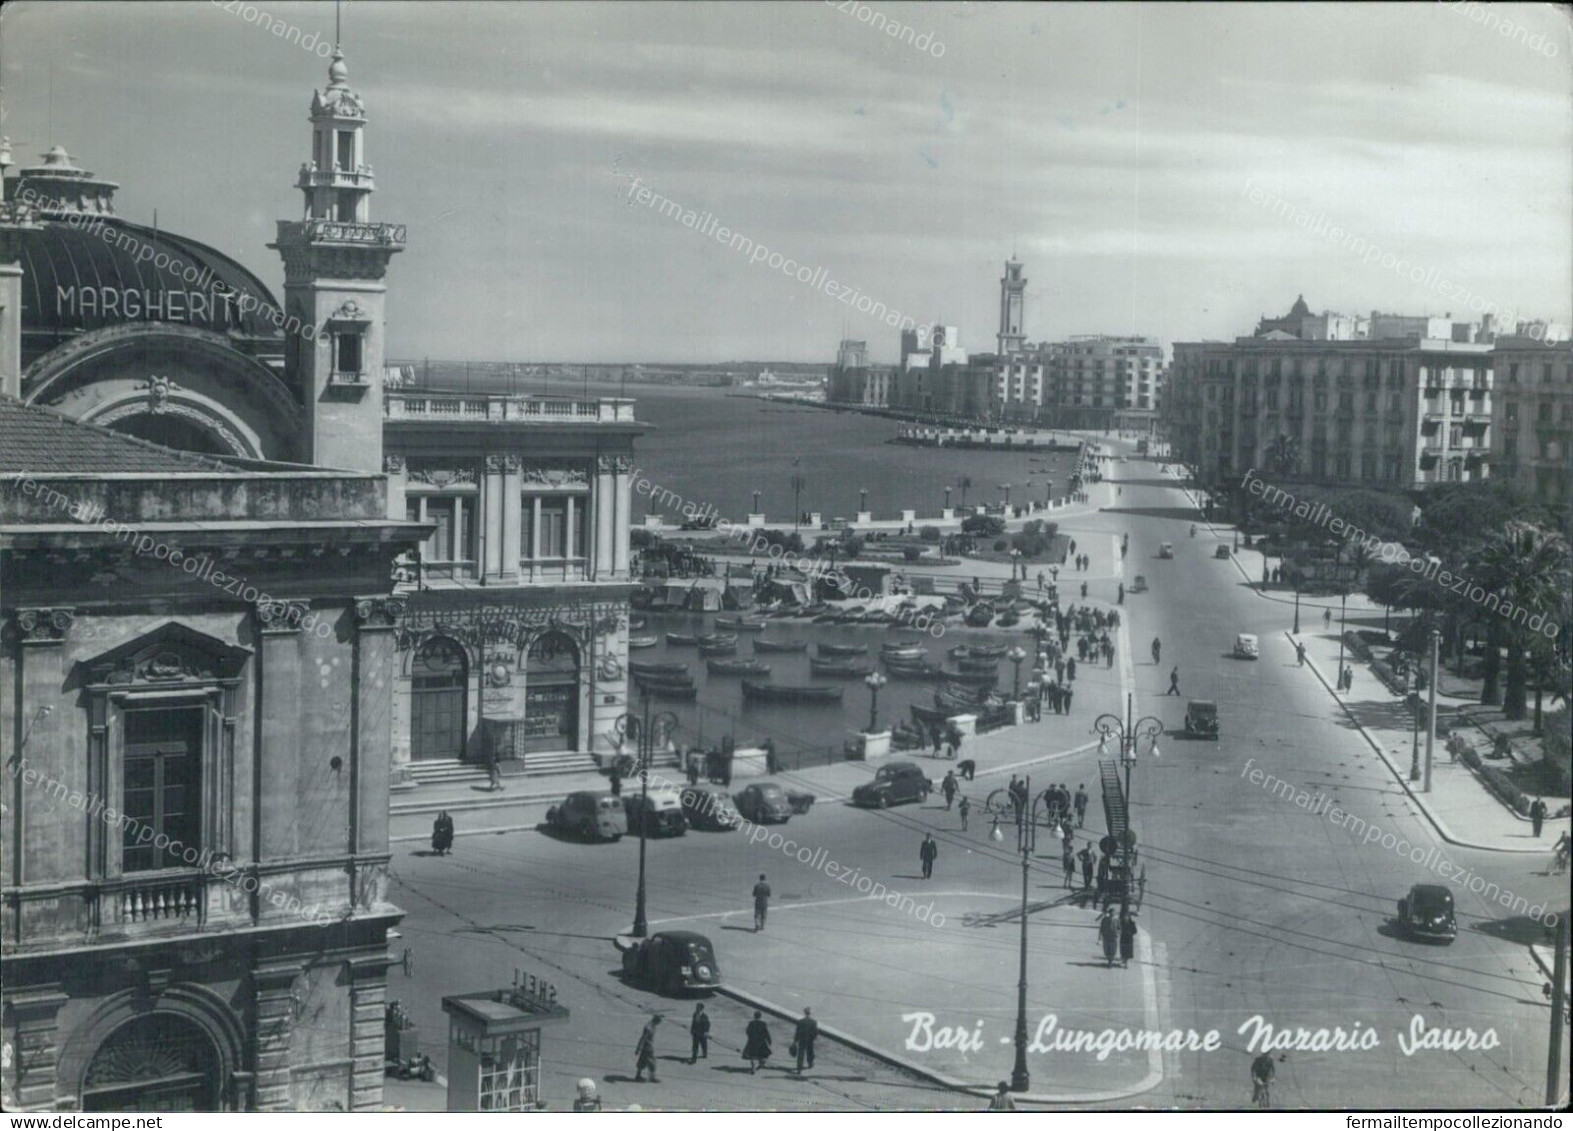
{"left": 347, "top": 956, "right": 390, "bottom": 1111}
{"left": 501, "top": 455, "right": 522, "bottom": 582}
{"left": 594, "top": 456, "right": 615, "bottom": 580}
{"left": 352, "top": 598, "right": 403, "bottom": 857}
{"left": 383, "top": 454, "right": 407, "bottom": 522}
{"left": 4, "top": 987, "right": 70, "bottom": 1111}
{"left": 613, "top": 457, "right": 633, "bottom": 577}
{"left": 251, "top": 963, "right": 302, "bottom": 1111}
{"left": 255, "top": 602, "right": 305, "bottom": 864}
{"left": 530, "top": 496, "right": 543, "bottom": 583}
{"left": 482, "top": 455, "right": 504, "bottom": 581}
{"left": 14, "top": 609, "right": 75, "bottom": 887}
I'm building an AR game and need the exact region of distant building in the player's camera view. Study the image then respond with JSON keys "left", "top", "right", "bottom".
{"left": 1491, "top": 336, "right": 1573, "bottom": 507}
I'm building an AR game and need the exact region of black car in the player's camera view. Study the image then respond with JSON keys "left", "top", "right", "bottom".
{"left": 620, "top": 930, "right": 722, "bottom": 993}
{"left": 680, "top": 786, "right": 742, "bottom": 831}
{"left": 734, "top": 782, "right": 793, "bottom": 824}
{"left": 1397, "top": 883, "right": 1457, "bottom": 943}
{"left": 1184, "top": 700, "right": 1219, "bottom": 740}
{"left": 851, "top": 761, "right": 932, "bottom": 808}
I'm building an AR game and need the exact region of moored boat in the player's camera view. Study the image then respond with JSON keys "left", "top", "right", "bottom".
{"left": 817, "top": 642, "right": 869, "bottom": 657}
{"left": 699, "top": 632, "right": 738, "bottom": 647}
{"left": 637, "top": 680, "right": 698, "bottom": 701}
{"left": 809, "top": 657, "right": 873, "bottom": 677}
{"left": 698, "top": 639, "right": 738, "bottom": 655}
{"left": 742, "top": 680, "right": 844, "bottom": 704}
{"left": 716, "top": 616, "right": 767, "bottom": 631}
{"left": 939, "top": 668, "right": 999, "bottom": 687}
{"left": 883, "top": 659, "right": 946, "bottom": 680}
{"left": 754, "top": 638, "right": 808, "bottom": 653}
{"left": 628, "top": 635, "right": 659, "bottom": 649}
{"left": 950, "top": 643, "right": 1009, "bottom": 660}
{"left": 666, "top": 632, "right": 699, "bottom": 646}
{"left": 910, "top": 702, "right": 951, "bottom": 726}
{"left": 956, "top": 656, "right": 1000, "bottom": 673}
{"left": 630, "top": 660, "right": 690, "bottom": 677}
{"left": 706, "top": 658, "right": 772, "bottom": 676}
{"left": 880, "top": 644, "right": 927, "bottom": 661}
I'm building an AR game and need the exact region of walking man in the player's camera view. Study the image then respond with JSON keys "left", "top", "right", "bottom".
{"left": 1066, "top": 656, "right": 1077, "bottom": 682}
{"left": 608, "top": 761, "right": 622, "bottom": 797}
{"left": 1063, "top": 841, "right": 1076, "bottom": 888}
{"left": 752, "top": 874, "right": 771, "bottom": 932}
{"left": 1530, "top": 797, "right": 1547, "bottom": 837}
{"left": 1167, "top": 666, "right": 1181, "bottom": 695}
{"left": 1079, "top": 844, "right": 1095, "bottom": 891}
{"left": 1099, "top": 907, "right": 1119, "bottom": 967}
{"left": 958, "top": 795, "right": 971, "bottom": 831}
{"left": 689, "top": 1003, "right": 710, "bottom": 1064}
{"left": 486, "top": 746, "right": 504, "bottom": 792}
{"left": 1120, "top": 913, "right": 1137, "bottom": 967}
{"left": 1063, "top": 685, "right": 1074, "bottom": 714}
{"left": 942, "top": 770, "right": 958, "bottom": 810}
{"left": 1073, "top": 784, "right": 1088, "bottom": 827}
{"left": 1323, "top": 608, "right": 1332, "bottom": 628}
{"left": 793, "top": 1009, "right": 819, "bottom": 1074}
{"left": 931, "top": 725, "right": 943, "bottom": 758}
{"left": 634, "top": 1015, "right": 661, "bottom": 1083}
{"left": 1295, "top": 641, "right": 1306, "bottom": 666}
{"left": 920, "top": 833, "right": 938, "bottom": 880}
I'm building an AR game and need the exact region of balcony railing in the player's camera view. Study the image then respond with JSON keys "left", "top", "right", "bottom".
{"left": 108, "top": 873, "right": 205, "bottom": 927}
{"left": 386, "top": 392, "right": 638, "bottom": 424}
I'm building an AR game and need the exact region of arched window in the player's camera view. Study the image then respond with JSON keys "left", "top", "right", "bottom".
{"left": 411, "top": 637, "right": 467, "bottom": 762}
{"left": 82, "top": 1013, "right": 220, "bottom": 1112}
{"left": 519, "top": 632, "right": 580, "bottom": 755}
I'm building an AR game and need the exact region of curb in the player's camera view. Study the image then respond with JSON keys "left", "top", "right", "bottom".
{"left": 1284, "top": 629, "right": 1548, "bottom": 855}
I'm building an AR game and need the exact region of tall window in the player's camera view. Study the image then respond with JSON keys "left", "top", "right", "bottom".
{"left": 122, "top": 709, "right": 203, "bottom": 872}
{"left": 336, "top": 130, "right": 355, "bottom": 171}
{"left": 334, "top": 330, "right": 364, "bottom": 376}
{"left": 539, "top": 501, "right": 567, "bottom": 558}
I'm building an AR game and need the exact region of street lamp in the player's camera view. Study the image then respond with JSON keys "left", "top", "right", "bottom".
{"left": 1007, "top": 645, "right": 1027, "bottom": 699}
{"left": 864, "top": 670, "right": 887, "bottom": 732}
{"left": 618, "top": 692, "right": 680, "bottom": 939}
{"left": 1092, "top": 695, "right": 1163, "bottom": 932}
{"left": 1009, "top": 547, "right": 1022, "bottom": 580}
{"left": 752, "top": 489, "right": 761, "bottom": 514}
{"left": 944, "top": 485, "right": 953, "bottom": 511}
{"left": 791, "top": 474, "right": 806, "bottom": 532}
{"left": 981, "top": 779, "right": 1058, "bottom": 1093}
{"left": 859, "top": 487, "right": 869, "bottom": 514}
{"left": 1409, "top": 691, "right": 1423, "bottom": 782}
{"left": 1292, "top": 571, "right": 1302, "bottom": 635}
{"left": 1000, "top": 483, "right": 1012, "bottom": 510}
{"left": 1335, "top": 589, "right": 1348, "bottom": 679}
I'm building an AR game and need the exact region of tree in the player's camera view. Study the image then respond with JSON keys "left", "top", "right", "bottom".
{"left": 1269, "top": 433, "right": 1300, "bottom": 479}
{"left": 1469, "top": 523, "right": 1571, "bottom": 720}
{"left": 961, "top": 514, "right": 1005, "bottom": 538}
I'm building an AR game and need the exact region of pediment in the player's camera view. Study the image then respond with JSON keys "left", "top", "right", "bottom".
{"left": 77, "top": 621, "right": 252, "bottom": 687}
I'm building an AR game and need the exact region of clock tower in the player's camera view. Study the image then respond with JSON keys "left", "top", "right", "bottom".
{"left": 998, "top": 256, "right": 1026, "bottom": 356}
{"left": 271, "top": 46, "right": 404, "bottom": 473}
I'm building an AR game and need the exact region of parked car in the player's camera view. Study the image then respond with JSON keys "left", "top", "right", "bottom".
{"left": 785, "top": 789, "right": 817, "bottom": 815}
{"left": 734, "top": 782, "right": 793, "bottom": 824}
{"left": 1184, "top": 700, "right": 1219, "bottom": 739}
{"left": 680, "top": 786, "right": 742, "bottom": 831}
{"left": 1396, "top": 884, "right": 1457, "bottom": 943}
{"left": 1158, "top": 542, "right": 1175, "bottom": 559}
{"left": 1214, "top": 544, "right": 1231, "bottom": 559}
{"left": 620, "top": 930, "right": 721, "bottom": 993}
{"left": 623, "top": 788, "right": 688, "bottom": 837}
{"left": 852, "top": 760, "right": 933, "bottom": 808}
{"left": 546, "top": 791, "right": 627, "bottom": 841}
{"left": 1233, "top": 633, "right": 1260, "bottom": 660}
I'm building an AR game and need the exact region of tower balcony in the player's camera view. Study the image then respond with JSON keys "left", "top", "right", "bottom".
{"left": 385, "top": 391, "right": 638, "bottom": 426}
{"left": 297, "top": 163, "right": 377, "bottom": 192}
{"left": 297, "top": 218, "right": 406, "bottom": 247}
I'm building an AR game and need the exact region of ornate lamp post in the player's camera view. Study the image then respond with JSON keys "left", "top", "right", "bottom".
{"left": 791, "top": 474, "right": 806, "bottom": 533}
{"left": 864, "top": 670, "right": 887, "bottom": 732}
{"left": 752, "top": 489, "right": 761, "bottom": 514}
{"left": 617, "top": 693, "right": 680, "bottom": 938}
{"left": 1292, "top": 571, "right": 1302, "bottom": 635}
{"left": 1335, "top": 588, "right": 1349, "bottom": 678}
{"left": 1007, "top": 644, "right": 1027, "bottom": 699}
{"left": 859, "top": 487, "right": 869, "bottom": 514}
{"left": 982, "top": 781, "right": 1057, "bottom": 1093}
{"left": 944, "top": 485, "right": 953, "bottom": 511}
{"left": 1000, "top": 483, "right": 1012, "bottom": 509}
{"left": 1092, "top": 696, "right": 1163, "bottom": 929}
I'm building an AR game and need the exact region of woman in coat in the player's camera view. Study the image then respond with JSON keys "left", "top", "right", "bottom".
{"left": 430, "top": 811, "right": 454, "bottom": 856}
{"left": 743, "top": 1010, "right": 773, "bottom": 1074}
{"left": 1099, "top": 907, "right": 1119, "bottom": 967}
{"left": 1120, "top": 914, "right": 1138, "bottom": 966}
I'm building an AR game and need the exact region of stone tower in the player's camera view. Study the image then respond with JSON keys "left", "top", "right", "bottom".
{"left": 998, "top": 256, "right": 1026, "bottom": 356}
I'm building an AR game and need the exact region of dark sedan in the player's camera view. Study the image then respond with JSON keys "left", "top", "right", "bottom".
{"left": 851, "top": 761, "right": 932, "bottom": 808}
{"left": 620, "top": 930, "right": 721, "bottom": 993}
{"left": 680, "top": 786, "right": 742, "bottom": 831}
{"left": 1397, "top": 883, "right": 1457, "bottom": 943}
{"left": 734, "top": 782, "right": 793, "bottom": 824}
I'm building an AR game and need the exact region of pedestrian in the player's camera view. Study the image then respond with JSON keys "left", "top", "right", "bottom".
{"left": 958, "top": 795, "right": 971, "bottom": 831}
{"left": 573, "top": 1078, "right": 603, "bottom": 1112}
{"left": 1081, "top": 581, "right": 1088, "bottom": 599}
{"left": 988, "top": 1081, "right": 1017, "bottom": 1111}
{"left": 1295, "top": 641, "right": 1305, "bottom": 666}
{"left": 948, "top": 724, "right": 963, "bottom": 760}
{"left": 1063, "top": 686, "right": 1073, "bottom": 714}
{"left": 1530, "top": 797, "right": 1547, "bottom": 838}
{"left": 486, "top": 746, "right": 504, "bottom": 792}
{"left": 1074, "top": 784, "right": 1088, "bottom": 826}
{"left": 1323, "top": 608, "right": 1332, "bottom": 628}
{"left": 431, "top": 810, "right": 454, "bottom": 856}
{"left": 1063, "top": 842, "right": 1076, "bottom": 888}
{"left": 958, "top": 758, "right": 976, "bottom": 781}
{"left": 752, "top": 873, "right": 771, "bottom": 931}
{"left": 1341, "top": 665, "right": 1353, "bottom": 692}
{"left": 1070, "top": 538, "right": 1077, "bottom": 556}
{"left": 686, "top": 754, "right": 701, "bottom": 786}
{"left": 1099, "top": 907, "right": 1119, "bottom": 967}
{"left": 792, "top": 1009, "right": 819, "bottom": 1074}
{"left": 743, "top": 1010, "right": 773, "bottom": 1074}
{"left": 1067, "top": 656, "right": 1077, "bottom": 682}
{"left": 1079, "top": 845, "right": 1094, "bottom": 891}
{"left": 690, "top": 1003, "right": 711, "bottom": 1063}
{"left": 1118, "top": 581, "right": 1125, "bottom": 604}
{"left": 1262, "top": 562, "right": 1270, "bottom": 585}
{"left": 931, "top": 725, "right": 943, "bottom": 758}
{"left": 1167, "top": 666, "right": 1180, "bottom": 696}
{"left": 920, "top": 833, "right": 938, "bottom": 880}
{"left": 1096, "top": 852, "right": 1110, "bottom": 896}
{"left": 634, "top": 1015, "right": 661, "bottom": 1083}
{"left": 942, "top": 770, "right": 958, "bottom": 809}
{"left": 608, "top": 762, "right": 622, "bottom": 797}
{"left": 1055, "top": 659, "right": 1066, "bottom": 683}
{"left": 1152, "top": 636, "right": 1161, "bottom": 665}
{"left": 1120, "top": 913, "right": 1137, "bottom": 966}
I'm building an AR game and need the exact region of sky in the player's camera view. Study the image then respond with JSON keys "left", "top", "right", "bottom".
{"left": 2, "top": 1, "right": 1570, "bottom": 363}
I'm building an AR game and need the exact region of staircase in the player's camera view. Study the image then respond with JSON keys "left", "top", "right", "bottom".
{"left": 1098, "top": 760, "right": 1128, "bottom": 841}
{"left": 405, "top": 751, "right": 602, "bottom": 790}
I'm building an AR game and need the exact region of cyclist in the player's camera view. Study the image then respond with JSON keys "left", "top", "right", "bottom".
{"left": 1151, "top": 637, "right": 1162, "bottom": 665}
{"left": 1251, "top": 1052, "right": 1277, "bottom": 1108}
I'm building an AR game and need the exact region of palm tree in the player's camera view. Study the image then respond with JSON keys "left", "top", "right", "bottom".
{"left": 1269, "top": 433, "right": 1300, "bottom": 479}
{"left": 1469, "top": 522, "right": 1570, "bottom": 720}
{"left": 957, "top": 475, "right": 973, "bottom": 513}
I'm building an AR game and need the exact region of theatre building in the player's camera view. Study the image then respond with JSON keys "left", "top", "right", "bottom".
{"left": 0, "top": 45, "right": 640, "bottom": 793}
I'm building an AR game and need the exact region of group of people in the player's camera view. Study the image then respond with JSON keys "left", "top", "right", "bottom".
{"left": 631, "top": 1006, "right": 820, "bottom": 1083}
{"left": 1097, "top": 905, "right": 1139, "bottom": 967}
{"left": 926, "top": 722, "right": 966, "bottom": 760}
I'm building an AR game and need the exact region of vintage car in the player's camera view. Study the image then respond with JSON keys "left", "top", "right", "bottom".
{"left": 1184, "top": 700, "right": 1219, "bottom": 740}
{"left": 680, "top": 786, "right": 742, "bottom": 831}
{"left": 1397, "top": 884, "right": 1457, "bottom": 943}
{"left": 545, "top": 791, "right": 627, "bottom": 842}
{"left": 623, "top": 788, "right": 688, "bottom": 837}
{"left": 1158, "top": 542, "right": 1175, "bottom": 559}
{"left": 620, "top": 930, "right": 722, "bottom": 993}
{"left": 1233, "top": 633, "right": 1260, "bottom": 660}
{"left": 734, "top": 782, "right": 793, "bottom": 824}
{"left": 1214, "top": 544, "right": 1231, "bottom": 559}
{"left": 851, "top": 761, "right": 932, "bottom": 808}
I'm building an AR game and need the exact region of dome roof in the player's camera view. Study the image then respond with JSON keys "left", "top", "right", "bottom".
{"left": 8, "top": 213, "right": 288, "bottom": 368}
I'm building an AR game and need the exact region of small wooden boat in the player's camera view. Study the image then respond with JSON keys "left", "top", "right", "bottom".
{"left": 965, "top": 605, "right": 995, "bottom": 628}
{"left": 817, "top": 642, "right": 869, "bottom": 657}
{"left": 754, "top": 638, "right": 808, "bottom": 653}
{"left": 698, "top": 639, "right": 738, "bottom": 656}
{"left": 699, "top": 633, "right": 738, "bottom": 647}
{"left": 940, "top": 668, "right": 1000, "bottom": 687}
{"left": 956, "top": 656, "right": 1000, "bottom": 673}
{"left": 835, "top": 610, "right": 866, "bottom": 624}
{"left": 637, "top": 680, "right": 698, "bottom": 701}
{"left": 628, "top": 635, "right": 659, "bottom": 649}
{"left": 997, "top": 611, "right": 1021, "bottom": 628}
{"left": 809, "top": 657, "right": 872, "bottom": 677}
{"left": 883, "top": 659, "right": 946, "bottom": 680}
{"left": 629, "top": 616, "right": 647, "bottom": 630}
{"left": 813, "top": 612, "right": 842, "bottom": 623}
{"left": 881, "top": 644, "right": 927, "bottom": 661}
{"left": 630, "top": 660, "right": 690, "bottom": 677}
{"left": 910, "top": 702, "right": 951, "bottom": 726}
{"left": 706, "top": 658, "right": 771, "bottom": 676}
{"left": 886, "top": 633, "right": 927, "bottom": 645}
{"left": 666, "top": 632, "right": 699, "bottom": 646}
{"left": 715, "top": 616, "right": 767, "bottom": 631}
{"left": 742, "top": 680, "right": 843, "bottom": 704}
{"left": 951, "top": 643, "right": 1009, "bottom": 660}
